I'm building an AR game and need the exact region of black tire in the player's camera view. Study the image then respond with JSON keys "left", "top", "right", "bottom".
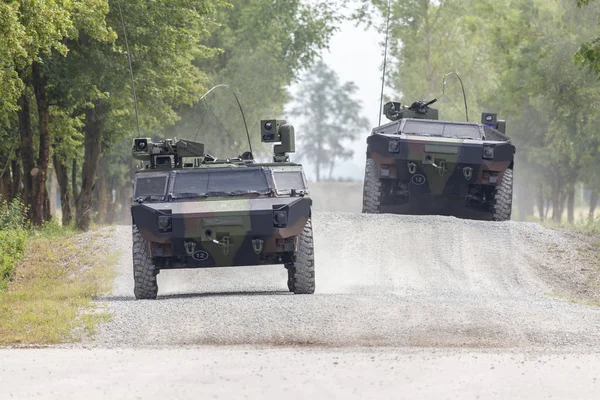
{"left": 132, "top": 224, "right": 158, "bottom": 299}
{"left": 362, "top": 157, "right": 382, "bottom": 213}
{"left": 286, "top": 268, "right": 295, "bottom": 292}
{"left": 493, "top": 168, "right": 513, "bottom": 221}
{"left": 286, "top": 218, "right": 315, "bottom": 294}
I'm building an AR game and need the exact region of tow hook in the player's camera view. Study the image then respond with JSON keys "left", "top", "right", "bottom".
{"left": 463, "top": 166, "right": 473, "bottom": 180}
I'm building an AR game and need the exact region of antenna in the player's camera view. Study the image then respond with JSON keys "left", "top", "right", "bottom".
{"left": 441, "top": 72, "right": 469, "bottom": 122}
{"left": 117, "top": 0, "right": 141, "bottom": 137}
{"left": 196, "top": 84, "right": 253, "bottom": 155}
{"left": 378, "top": 0, "right": 392, "bottom": 126}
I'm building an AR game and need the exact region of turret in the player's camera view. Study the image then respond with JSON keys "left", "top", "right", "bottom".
{"left": 260, "top": 119, "right": 296, "bottom": 162}
{"left": 383, "top": 99, "right": 439, "bottom": 122}
{"left": 132, "top": 137, "right": 206, "bottom": 169}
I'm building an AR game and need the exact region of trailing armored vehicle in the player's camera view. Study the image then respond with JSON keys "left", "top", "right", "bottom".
{"left": 130, "top": 120, "right": 314, "bottom": 299}
{"left": 362, "top": 98, "right": 515, "bottom": 221}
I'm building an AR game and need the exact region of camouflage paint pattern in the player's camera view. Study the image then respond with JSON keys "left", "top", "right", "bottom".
{"left": 365, "top": 118, "right": 515, "bottom": 218}
{"left": 131, "top": 165, "right": 311, "bottom": 269}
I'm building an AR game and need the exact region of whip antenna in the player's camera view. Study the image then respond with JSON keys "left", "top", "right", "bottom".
{"left": 197, "top": 84, "right": 253, "bottom": 155}
{"left": 441, "top": 72, "right": 469, "bottom": 122}
{"left": 117, "top": 0, "right": 141, "bottom": 137}
{"left": 378, "top": 0, "right": 392, "bottom": 126}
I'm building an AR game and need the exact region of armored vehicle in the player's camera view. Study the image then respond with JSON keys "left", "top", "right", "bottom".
{"left": 362, "top": 99, "right": 515, "bottom": 221}
{"left": 130, "top": 120, "right": 314, "bottom": 299}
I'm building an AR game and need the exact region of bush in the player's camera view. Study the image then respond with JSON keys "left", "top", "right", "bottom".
{"left": 0, "top": 198, "right": 29, "bottom": 291}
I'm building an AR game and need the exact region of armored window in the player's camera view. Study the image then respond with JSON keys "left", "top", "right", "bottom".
{"left": 134, "top": 174, "right": 169, "bottom": 198}
{"left": 271, "top": 169, "right": 307, "bottom": 194}
{"left": 171, "top": 167, "right": 272, "bottom": 197}
{"left": 441, "top": 123, "right": 482, "bottom": 139}
{"left": 403, "top": 120, "right": 445, "bottom": 136}
{"left": 403, "top": 120, "right": 482, "bottom": 139}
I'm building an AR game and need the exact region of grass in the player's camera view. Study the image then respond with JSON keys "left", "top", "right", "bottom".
{"left": 0, "top": 224, "right": 118, "bottom": 345}
{"left": 525, "top": 213, "right": 600, "bottom": 237}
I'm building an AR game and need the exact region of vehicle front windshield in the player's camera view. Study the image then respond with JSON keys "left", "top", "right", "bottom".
{"left": 403, "top": 120, "right": 482, "bottom": 139}
{"left": 170, "top": 167, "right": 272, "bottom": 199}
{"left": 134, "top": 174, "right": 169, "bottom": 200}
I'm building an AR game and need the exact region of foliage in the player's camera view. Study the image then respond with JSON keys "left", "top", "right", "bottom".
{"left": 288, "top": 59, "right": 370, "bottom": 181}
{"left": 352, "top": 0, "right": 600, "bottom": 221}
{"left": 0, "top": 198, "right": 29, "bottom": 291}
{"left": 166, "top": 0, "right": 342, "bottom": 157}
{"left": 0, "top": 228, "right": 117, "bottom": 344}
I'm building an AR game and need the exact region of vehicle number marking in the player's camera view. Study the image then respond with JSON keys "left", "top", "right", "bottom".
{"left": 412, "top": 174, "right": 426, "bottom": 185}
{"left": 192, "top": 251, "right": 209, "bottom": 261}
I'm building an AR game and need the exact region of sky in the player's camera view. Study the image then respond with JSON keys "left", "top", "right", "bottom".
{"left": 287, "top": 4, "right": 387, "bottom": 182}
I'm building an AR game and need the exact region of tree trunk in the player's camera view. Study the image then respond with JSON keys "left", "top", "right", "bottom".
{"left": 11, "top": 151, "right": 22, "bottom": 200}
{"left": 0, "top": 164, "right": 11, "bottom": 201}
{"left": 49, "top": 165, "right": 57, "bottom": 217}
{"left": 72, "top": 158, "right": 79, "bottom": 209}
{"left": 589, "top": 191, "right": 598, "bottom": 221}
{"left": 551, "top": 179, "right": 561, "bottom": 222}
{"left": 536, "top": 184, "right": 545, "bottom": 220}
{"left": 567, "top": 187, "right": 575, "bottom": 224}
{"left": 97, "top": 160, "right": 109, "bottom": 224}
{"left": 18, "top": 92, "right": 34, "bottom": 214}
{"left": 91, "top": 163, "right": 109, "bottom": 225}
{"left": 53, "top": 154, "right": 72, "bottom": 226}
{"left": 328, "top": 160, "right": 335, "bottom": 180}
{"left": 518, "top": 182, "right": 535, "bottom": 221}
{"left": 76, "top": 104, "right": 103, "bottom": 231}
{"left": 31, "top": 62, "right": 51, "bottom": 226}
{"left": 43, "top": 184, "right": 52, "bottom": 222}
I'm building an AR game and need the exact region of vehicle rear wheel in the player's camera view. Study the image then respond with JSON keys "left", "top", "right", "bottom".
{"left": 132, "top": 224, "right": 158, "bottom": 299}
{"left": 286, "top": 218, "right": 315, "bottom": 294}
{"left": 362, "top": 157, "right": 382, "bottom": 213}
{"left": 493, "top": 168, "right": 513, "bottom": 221}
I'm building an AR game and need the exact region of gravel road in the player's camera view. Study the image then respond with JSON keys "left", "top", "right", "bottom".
{"left": 87, "top": 211, "right": 600, "bottom": 349}
{"left": 4, "top": 187, "right": 600, "bottom": 399}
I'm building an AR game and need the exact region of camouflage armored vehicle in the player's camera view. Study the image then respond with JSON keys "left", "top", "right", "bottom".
{"left": 130, "top": 120, "right": 314, "bottom": 299}
{"left": 362, "top": 99, "right": 515, "bottom": 221}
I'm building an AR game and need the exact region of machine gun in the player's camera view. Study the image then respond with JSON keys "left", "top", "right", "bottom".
{"left": 383, "top": 98, "right": 440, "bottom": 122}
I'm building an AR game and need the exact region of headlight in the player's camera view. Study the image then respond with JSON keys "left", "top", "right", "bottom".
{"left": 482, "top": 146, "right": 495, "bottom": 159}
{"left": 158, "top": 215, "right": 172, "bottom": 232}
{"left": 388, "top": 140, "right": 400, "bottom": 153}
{"left": 273, "top": 210, "right": 288, "bottom": 227}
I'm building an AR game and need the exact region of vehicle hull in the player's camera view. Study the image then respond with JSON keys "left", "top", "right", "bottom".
{"left": 364, "top": 133, "right": 515, "bottom": 220}
{"left": 131, "top": 197, "right": 311, "bottom": 269}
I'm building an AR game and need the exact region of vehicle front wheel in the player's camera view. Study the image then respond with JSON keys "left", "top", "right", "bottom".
{"left": 132, "top": 224, "right": 158, "bottom": 299}
{"left": 286, "top": 218, "right": 315, "bottom": 294}
{"left": 362, "top": 157, "right": 382, "bottom": 213}
{"left": 493, "top": 168, "right": 513, "bottom": 221}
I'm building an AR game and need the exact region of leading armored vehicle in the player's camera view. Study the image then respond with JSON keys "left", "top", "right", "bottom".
{"left": 362, "top": 99, "right": 515, "bottom": 221}
{"left": 130, "top": 120, "right": 314, "bottom": 299}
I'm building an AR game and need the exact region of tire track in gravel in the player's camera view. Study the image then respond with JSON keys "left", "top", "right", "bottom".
{"left": 88, "top": 212, "right": 600, "bottom": 349}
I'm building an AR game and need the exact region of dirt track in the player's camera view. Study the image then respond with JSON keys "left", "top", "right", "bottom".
{"left": 3, "top": 182, "right": 600, "bottom": 399}
{"left": 85, "top": 209, "right": 600, "bottom": 349}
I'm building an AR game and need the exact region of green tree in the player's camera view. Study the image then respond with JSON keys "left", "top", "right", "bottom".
{"left": 288, "top": 59, "right": 370, "bottom": 181}
{"left": 44, "top": 0, "right": 223, "bottom": 230}
{"left": 166, "top": 0, "right": 341, "bottom": 157}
